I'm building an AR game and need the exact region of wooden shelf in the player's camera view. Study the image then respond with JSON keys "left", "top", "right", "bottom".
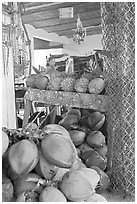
{"left": 24, "top": 88, "right": 108, "bottom": 112}
{"left": 23, "top": 88, "right": 108, "bottom": 126}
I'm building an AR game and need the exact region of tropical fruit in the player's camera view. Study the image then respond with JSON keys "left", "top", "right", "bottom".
{"left": 2, "top": 131, "right": 9, "bottom": 156}
{"left": 8, "top": 139, "right": 38, "bottom": 179}
{"left": 35, "top": 150, "right": 58, "bottom": 180}
{"left": 90, "top": 166, "right": 110, "bottom": 190}
{"left": 66, "top": 108, "right": 81, "bottom": 119}
{"left": 59, "top": 114, "right": 78, "bottom": 130}
{"left": 26, "top": 74, "right": 37, "bottom": 88}
{"left": 80, "top": 149, "right": 95, "bottom": 162}
{"left": 71, "top": 157, "right": 86, "bottom": 171}
{"left": 2, "top": 174, "right": 14, "bottom": 202}
{"left": 47, "top": 75, "right": 63, "bottom": 91}
{"left": 79, "top": 167, "right": 100, "bottom": 190}
{"left": 41, "top": 124, "right": 71, "bottom": 140}
{"left": 85, "top": 193, "right": 107, "bottom": 202}
{"left": 95, "top": 145, "right": 108, "bottom": 157}
{"left": 87, "top": 112, "right": 105, "bottom": 130}
{"left": 69, "top": 130, "right": 86, "bottom": 146}
{"left": 60, "top": 77, "right": 76, "bottom": 92}
{"left": 60, "top": 169, "right": 94, "bottom": 201}
{"left": 78, "top": 115, "right": 89, "bottom": 128}
{"left": 13, "top": 173, "right": 43, "bottom": 197}
{"left": 78, "top": 142, "right": 94, "bottom": 154}
{"left": 41, "top": 134, "right": 76, "bottom": 168}
{"left": 85, "top": 151, "right": 107, "bottom": 171}
{"left": 16, "top": 191, "right": 38, "bottom": 202}
{"left": 81, "top": 72, "right": 95, "bottom": 81}
{"left": 86, "top": 131, "right": 106, "bottom": 148}
{"left": 75, "top": 77, "right": 89, "bottom": 93}
{"left": 39, "top": 186, "right": 67, "bottom": 202}
{"left": 52, "top": 167, "right": 69, "bottom": 182}
{"left": 81, "top": 108, "right": 92, "bottom": 117}
{"left": 76, "top": 148, "right": 81, "bottom": 156}
{"left": 35, "top": 74, "right": 49, "bottom": 90}
{"left": 88, "top": 78, "right": 105, "bottom": 94}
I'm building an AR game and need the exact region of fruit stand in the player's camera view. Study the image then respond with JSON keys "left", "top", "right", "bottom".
{"left": 23, "top": 89, "right": 108, "bottom": 126}
{"left": 2, "top": 2, "right": 135, "bottom": 202}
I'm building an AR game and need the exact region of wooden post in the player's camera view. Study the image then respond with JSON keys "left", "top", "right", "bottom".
{"left": 22, "top": 100, "right": 32, "bottom": 127}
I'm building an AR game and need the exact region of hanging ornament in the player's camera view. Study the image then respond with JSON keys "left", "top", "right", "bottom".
{"left": 73, "top": 14, "right": 86, "bottom": 44}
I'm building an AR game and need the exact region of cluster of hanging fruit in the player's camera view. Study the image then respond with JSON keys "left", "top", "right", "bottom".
{"left": 2, "top": 106, "right": 110, "bottom": 202}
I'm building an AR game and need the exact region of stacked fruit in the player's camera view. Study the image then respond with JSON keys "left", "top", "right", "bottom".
{"left": 2, "top": 105, "right": 110, "bottom": 202}
{"left": 59, "top": 108, "right": 108, "bottom": 171}
{"left": 2, "top": 107, "right": 110, "bottom": 202}
{"left": 26, "top": 69, "right": 105, "bottom": 95}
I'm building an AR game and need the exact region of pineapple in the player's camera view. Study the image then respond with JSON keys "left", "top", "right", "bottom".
{"left": 81, "top": 72, "right": 94, "bottom": 81}
{"left": 48, "top": 76, "right": 63, "bottom": 91}
{"left": 61, "top": 77, "right": 76, "bottom": 92}
{"left": 88, "top": 78, "right": 105, "bottom": 94}
{"left": 47, "top": 71, "right": 64, "bottom": 91}
{"left": 75, "top": 77, "right": 89, "bottom": 93}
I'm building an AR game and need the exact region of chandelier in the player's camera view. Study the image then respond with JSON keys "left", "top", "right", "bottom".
{"left": 73, "top": 14, "right": 86, "bottom": 44}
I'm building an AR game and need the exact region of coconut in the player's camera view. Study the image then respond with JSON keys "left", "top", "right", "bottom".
{"left": 69, "top": 130, "right": 86, "bottom": 146}
{"left": 95, "top": 145, "right": 108, "bottom": 157}
{"left": 41, "top": 124, "right": 71, "bottom": 140}
{"left": 8, "top": 139, "right": 38, "bottom": 179}
{"left": 16, "top": 191, "right": 38, "bottom": 202}
{"left": 87, "top": 112, "right": 105, "bottom": 131}
{"left": 2, "top": 131, "right": 9, "bottom": 156}
{"left": 60, "top": 169, "right": 94, "bottom": 201}
{"left": 86, "top": 131, "right": 106, "bottom": 148}
{"left": 13, "top": 173, "right": 43, "bottom": 197}
{"left": 84, "top": 193, "right": 107, "bottom": 202}
{"left": 90, "top": 166, "right": 111, "bottom": 191}
{"left": 66, "top": 108, "right": 81, "bottom": 119}
{"left": 39, "top": 186, "right": 67, "bottom": 202}
{"left": 85, "top": 151, "right": 107, "bottom": 171}
{"left": 35, "top": 74, "right": 49, "bottom": 90}
{"left": 26, "top": 74, "right": 37, "bottom": 88}
{"left": 35, "top": 150, "right": 58, "bottom": 180}
{"left": 79, "top": 167, "right": 100, "bottom": 190}
{"left": 59, "top": 114, "right": 78, "bottom": 130}
{"left": 2, "top": 174, "right": 14, "bottom": 202}
{"left": 41, "top": 134, "right": 76, "bottom": 168}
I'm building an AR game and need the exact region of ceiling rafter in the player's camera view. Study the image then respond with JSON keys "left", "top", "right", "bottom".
{"left": 22, "top": 2, "right": 53, "bottom": 7}
{"left": 21, "top": 2, "right": 102, "bottom": 38}
{"left": 48, "top": 25, "right": 102, "bottom": 36}
{"left": 56, "top": 27, "right": 102, "bottom": 38}
{"left": 23, "top": 2, "right": 88, "bottom": 15}
{"left": 33, "top": 17, "right": 101, "bottom": 32}
{"left": 22, "top": 8, "right": 101, "bottom": 25}
{"left": 23, "top": 2, "right": 66, "bottom": 11}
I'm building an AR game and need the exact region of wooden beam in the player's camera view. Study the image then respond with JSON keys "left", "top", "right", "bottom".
{"left": 23, "top": 2, "right": 89, "bottom": 15}
{"left": 33, "top": 17, "right": 101, "bottom": 33}
{"left": 22, "top": 9, "right": 101, "bottom": 25}
{"left": 54, "top": 25, "right": 102, "bottom": 38}
{"left": 23, "top": 2, "right": 66, "bottom": 11}
{"left": 22, "top": 2, "right": 58, "bottom": 8}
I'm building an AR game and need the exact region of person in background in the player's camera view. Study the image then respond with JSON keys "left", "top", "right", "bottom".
{"left": 45, "top": 56, "right": 57, "bottom": 74}
{"left": 33, "top": 56, "right": 57, "bottom": 74}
